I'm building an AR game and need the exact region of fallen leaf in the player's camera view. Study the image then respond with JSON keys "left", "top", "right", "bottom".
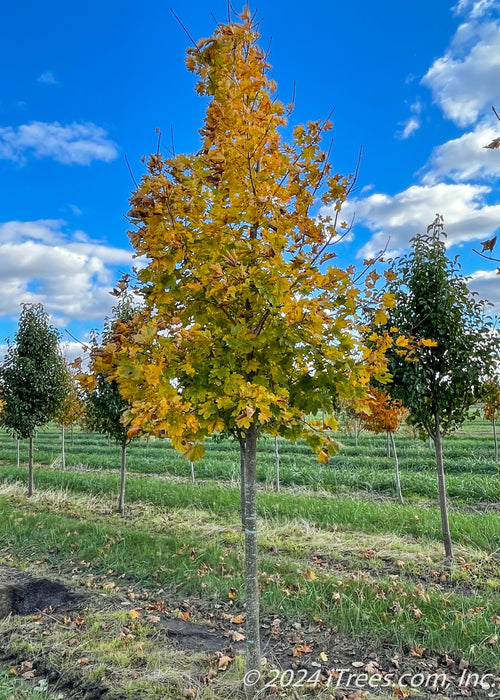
{"left": 147, "top": 615, "right": 161, "bottom": 623}
{"left": 394, "top": 688, "right": 410, "bottom": 698}
{"left": 292, "top": 644, "right": 313, "bottom": 657}
{"left": 178, "top": 611, "right": 190, "bottom": 621}
{"left": 184, "top": 687, "right": 197, "bottom": 699}
{"left": 320, "top": 651, "right": 328, "bottom": 662}
{"left": 491, "top": 614, "right": 500, "bottom": 625}
{"left": 218, "top": 654, "right": 233, "bottom": 670}
{"left": 302, "top": 569, "right": 316, "bottom": 580}
{"left": 364, "top": 661, "right": 379, "bottom": 674}
{"left": 129, "top": 609, "right": 141, "bottom": 620}
{"left": 8, "top": 668, "right": 18, "bottom": 676}
{"left": 231, "top": 614, "right": 244, "bottom": 624}
{"left": 226, "top": 630, "right": 245, "bottom": 642}
{"left": 409, "top": 645, "right": 426, "bottom": 658}
{"left": 77, "top": 658, "right": 89, "bottom": 665}
{"left": 486, "top": 634, "right": 498, "bottom": 646}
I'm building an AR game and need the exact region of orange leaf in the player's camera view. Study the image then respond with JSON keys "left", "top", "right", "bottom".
{"left": 130, "top": 609, "right": 141, "bottom": 619}
{"left": 231, "top": 614, "right": 245, "bottom": 624}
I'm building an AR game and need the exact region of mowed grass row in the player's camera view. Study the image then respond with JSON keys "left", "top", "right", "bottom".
{"left": 0, "top": 485, "right": 499, "bottom": 671}
{"left": 0, "top": 421, "right": 499, "bottom": 504}
{"left": 0, "top": 463, "right": 498, "bottom": 552}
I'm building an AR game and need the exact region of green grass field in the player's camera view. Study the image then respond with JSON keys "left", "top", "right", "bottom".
{"left": 0, "top": 420, "right": 498, "bottom": 698}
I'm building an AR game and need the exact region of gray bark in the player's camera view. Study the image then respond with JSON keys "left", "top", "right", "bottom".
{"left": 118, "top": 442, "right": 127, "bottom": 516}
{"left": 433, "top": 413, "right": 453, "bottom": 562}
{"left": 61, "top": 424, "right": 66, "bottom": 470}
{"left": 28, "top": 436, "right": 34, "bottom": 497}
{"left": 16, "top": 439, "right": 20, "bottom": 469}
{"left": 389, "top": 431, "right": 403, "bottom": 505}
{"left": 274, "top": 435, "right": 280, "bottom": 492}
{"left": 190, "top": 461, "right": 195, "bottom": 484}
{"left": 493, "top": 419, "right": 498, "bottom": 462}
{"left": 241, "top": 423, "right": 261, "bottom": 690}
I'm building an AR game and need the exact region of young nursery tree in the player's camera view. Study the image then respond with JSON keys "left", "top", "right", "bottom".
{"left": 78, "top": 283, "right": 138, "bottom": 516}
{"left": 98, "top": 9, "right": 392, "bottom": 680}
{"left": 55, "top": 359, "right": 84, "bottom": 469}
{"left": 358, "top": 387, "right": 408, "bottom": 504}
{"left": 482, "top": 378, "right": 500, "bottom": 461}
{"left": 0, "top": 303, "right": 66, "bottom": 496}
{"left": 384, "top": 215, "right": 496, "bottom": 562}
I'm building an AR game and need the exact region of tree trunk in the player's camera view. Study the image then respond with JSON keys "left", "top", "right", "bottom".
{"left": 389, "top": 432, "right": 403, "bottom": 505}
{"left": 71, "top": 425, "right": 74, "bottom": 446}
{"left": 190, "top": 461, "right": 195, "bottom": 483}
{"left": 16, "top": 439, "right": 20, "bottom": 469}
{"left": 28, "top": 436, "right": 34, "bottom": 497}
{"left": 108, "top": 434, "right": 111, "bottom": 448}
{"left": 433, "top": 413, "right": 453, "bottom": 563}
{"left": 61, "top": 424, "right": 66, "bottom": 470}
{"left": 492, "top": 419, "right": 498, "bottom": 462}
{"left": 386, "top": 432, "right": 391, "bottom": 458}
{"left": 241, "top": 423, "right": 261, "bottom": 690}
{"left": 274, "top": 435, "right": 280, "bottom": 492}
{"left": 118, "top": 442, "right": 127, "bottom": 516}
{"left": 354, "top": 417, "right": 359, "bottom": 447}
{"left": 240, "top": 441, "right": 246, "bottom": 530}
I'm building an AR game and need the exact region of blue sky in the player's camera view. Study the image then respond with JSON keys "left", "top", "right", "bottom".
{"left": 1, "top": 0, "right": 500, "bottom": 356}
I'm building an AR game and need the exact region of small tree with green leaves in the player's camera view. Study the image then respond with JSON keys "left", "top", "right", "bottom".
{"left": 384, "top": 215, "right": 496, "bottom": 562}
{"left": 0, "top": 303, "right": 66, "bottom": 496}
{"left": 77, "top": 283, "right": 138, "bottom": 515}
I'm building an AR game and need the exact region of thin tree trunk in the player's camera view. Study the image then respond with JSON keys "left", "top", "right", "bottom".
{"left": 16, "top": 439, "right": 20, "bottom": 469}
{"left": 240, "top": 441, "right": 246, "bottom": 530}
{"left": 241, "top": 423, "right": 261, "bottom": 690}
{"left": 108, "top": 433, "right": 111, "bottom": 448}
{"left": 389, "top": 432, "right": 403, "bottom": 505}
{"left": 118, "top": 442, "right": 127, "bottom": 516}
{"left": 386, "top": 432, "right": 391, "bottom": 458}
{"left": 274, "top": 435, "right": 280, "bottom": 492}
{"left": 28, "top": 436, "right": 34, "bottom": 497}
{"left": 71, "top": 425, "right": 74, "bottom": 446}
{"left": 433, "top": 414, "right": 453, "bottom": 563}
{"left": 493, "top": 419, "right": 498, "bottom": 462}
{"left": 61, "top": 424, "right": 66, "bottom": 470}
{"left": 190, "top": 461, "right": 195, "bottom": 483}
{"left": 354, "top": 417, "right": 359, "bottom": 447}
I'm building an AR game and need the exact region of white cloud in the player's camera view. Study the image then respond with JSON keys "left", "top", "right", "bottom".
{"left": 422, "top": 18, "right": 500, "bottom": 126}
{"left": 37, "top": 71, "right": 59, "bottom": 86}
{"left": 423, "top": 117, "right": 500, "bottom": 182}
{"left": 0, "top": 121, "right": 118, "bottom": 165}
{"left": 0, "top": 220, "right": 134, "bottom": 324}
{"left": 468, "top": 268, "right": 500, "bottom": 311}
{"left": 328, "top": 183, "right": 500, "bottom": 258}
{"left": 453, "top": 0, "right": 498, "bottom": 19}
{"left": 397, "top": 117, "right": 420, "bottom": 140}
{"left": 396, "top": 101, "right": 422, "bottom": 139}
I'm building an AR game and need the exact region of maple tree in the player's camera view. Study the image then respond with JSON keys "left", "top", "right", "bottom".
{"left": 0, "top": 304, "right": 66, "bottom": 496}
{"left": 482, "top": 378, "right": 500, "bottom": 461}
{"left": 98, "top": 9, "right": 392, "bottom": 681}
{"left": 54, "top": 359, "right": 85, "bottom": 469}
{"left": 383, "top": 215, "right": 497, "bottom": 562}
{"left": 359, "top": 387, "right": 408, "bottom": 504}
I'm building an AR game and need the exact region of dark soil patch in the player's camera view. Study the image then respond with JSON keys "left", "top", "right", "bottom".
{"left": 0, "top": 565, "right": 80, "bottom": 617}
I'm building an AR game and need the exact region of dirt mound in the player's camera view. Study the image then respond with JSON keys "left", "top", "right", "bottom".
{"left": 0, "top": 565, "right": 76, "bottom": 617}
